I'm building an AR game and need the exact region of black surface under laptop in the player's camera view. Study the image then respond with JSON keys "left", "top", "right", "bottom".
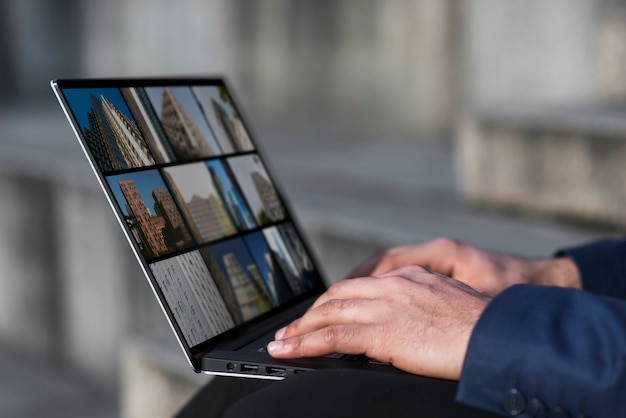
{"left": 51, "top": 77, "right": 400, "bottom": 379}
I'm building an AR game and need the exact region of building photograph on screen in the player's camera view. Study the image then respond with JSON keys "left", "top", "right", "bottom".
{"left": 62, "top": 87, "right": 156, "bottom": 173}
{"left": 205, "top": 159, "right": 257, "bottom": 232}
{"left": 106, "top": 169, "right": 195, "bottom": 260}
{"left": 150, "top": 250, "right": 236, "bottom": 347}
{"left": 243, "top": 231, "right": 295, "bottom": 306}
{"left": 144, "top": 86, "right": 223, "bottom": 161}
{"left": 162, "top": 162, "right": 239, "bottom": 244}
{"left": 227, "top": 154, "right": 286, "bottom": 226}
{"left": 263, "top": 223, "right": 317, "bottom": 296}
{"left": 192, "top": 85, "right": 254, "bottom": 154}
{"left": 119, "top": 87, "right": 176, "bottom": 164}
{"left": 202, "top": 237, "right": 275, "bottom": 324}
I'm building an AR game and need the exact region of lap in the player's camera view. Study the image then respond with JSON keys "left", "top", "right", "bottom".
{"left": 178, "top": 370, "right": 503, "bottom": 418}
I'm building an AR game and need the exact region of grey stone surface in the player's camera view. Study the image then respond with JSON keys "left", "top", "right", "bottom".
{"left": 120, "top": 339, "right": 209, "bottom": 418}
{"left": 460, "top": 0, "right": 600, "bottom": 107}
{"left": 0, "top": 345, "right": 116, "bottom": 418}
{"left": 0, "top": 175, "right": 61, "bottom": 358}
{"left": 457, "top": 105, "right": 626, "bottom": 228}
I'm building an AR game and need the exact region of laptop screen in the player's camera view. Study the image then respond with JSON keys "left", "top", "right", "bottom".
{"left": 55, "top": 79, "right": 325, "bottom": 351}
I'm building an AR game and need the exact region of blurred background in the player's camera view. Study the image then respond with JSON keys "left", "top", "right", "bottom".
{"left": 1, "top": 0, "right": 625, "bottom": 417}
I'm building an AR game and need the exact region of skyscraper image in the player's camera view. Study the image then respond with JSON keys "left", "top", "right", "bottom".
{"left": 118, "top": 178, "right": 168, "bottom": 258}
{"left": 150, "top": 251, "right": 235, "bottom": 347}
{"left": 81, "top": 93, "right": 154, "bottom": 171}
{"left": 121, "top": 87, "right": 174, "bottom": 164}
{"left": 263, "top": 224, "right": 315, "bottom": 296}
{"left": 206, "top": 162, "right": 256, "bottom": 231}
{"left": 246, "top": 264, "right": 272, "bottom": 303}
{"left": 162, "top": 163, "right": 240, "bottom": 244}
{"left": 227, "top": 155, "right": 286, "bottom": 226}
{"left": 222, "top": 253, "right": 274, "bottom": 321}
{"left": 192, "top": 85, "right": 255, "bottom": 154}
{"left": 210, "top": 99, "right": 254, "bottom": 152}
{"left": 152, "top": 187, "right": 193, "bottom": 250}
{"left": 159, "top": 87, "right": 215, "bottom": 160}
{"left": 244, "top": 232, "right": 294, "bottom": 306}
{"left": 251, "top": 171, "right": 285, "bottom": 223}
{"left": 101, "top": 96, "right": 155, "bottom": 168}
{"left": 187, "top": 195, "right": 228, "bottom": 242}
{"left": 161, "top": 169, "right": 203, "bottom": 243}
{"left": 276, "top": 223, "right": 314, "bottom": 274}
{"left": 207, "top": 194, "right": 237, "bottom": 235}
{"left": 205, "top": 237, "right": 276, "bottom": 323}
{"left": 83, "top": 94, "right": 124, "bottom": 172}
{"left": 226, "top": 190, "right": 255, "bottom": 231}
{"left": 108, "top": 170, "right": 196, "bottom": 260}
{"left": 200, "top": 248, "right": 243, "bottom": 324}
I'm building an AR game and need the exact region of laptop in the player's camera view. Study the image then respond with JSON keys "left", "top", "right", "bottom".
{"left": 51, "top": 77, "right": 400, "bottom": 379}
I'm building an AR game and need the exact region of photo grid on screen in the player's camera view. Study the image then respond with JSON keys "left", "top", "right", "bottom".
{"left": 61, "top": 83, "right": 318, "bottom": 348}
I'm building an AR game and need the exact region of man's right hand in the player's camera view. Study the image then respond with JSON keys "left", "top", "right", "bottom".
{"left": 348, "top": 238, "right": 581, "bottom": 296}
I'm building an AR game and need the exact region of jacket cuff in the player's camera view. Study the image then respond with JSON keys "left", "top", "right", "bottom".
{"left": 556, "top": 238, "right": 626, "bottom": 299}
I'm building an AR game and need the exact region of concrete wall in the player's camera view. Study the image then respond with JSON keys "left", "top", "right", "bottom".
{"left": 2, "top": 0, "right": 457, "bottom": 136}
{"left": 455, "top": 1, "right": 626, "bottom": 227}
{"left": 457, "top": 106, "right": 626, "bottom": 228}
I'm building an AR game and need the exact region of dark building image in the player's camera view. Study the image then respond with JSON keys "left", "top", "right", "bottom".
{"left": 187, "top": 194, "right": 235, "bottom": 242}
{"left": 121, "top": 87, "right": 174, "bottom": 164}
{"left": 200, "top": 248, "right": 244, "bottom": 325}
{"left": 152, "top": 187, "right": 194, "bottom": 250}
{"left": 208, "top": 97, "right": 253, "bottom": 152}
{"left": 119, "top": 178, "right": 168, "bottom": 258}
{"left": 83, "top": 94, "right": 155, "bottom": 172}
{"left": 159, "top": 87, "right": 216, "bottom": 160}
{"left": 251, "top": 171, "right": 285, "bottom": 223}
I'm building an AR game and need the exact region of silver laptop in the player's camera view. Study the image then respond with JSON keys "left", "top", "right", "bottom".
{"left": 51, "top": 77, "right": 400, "bottom": 379}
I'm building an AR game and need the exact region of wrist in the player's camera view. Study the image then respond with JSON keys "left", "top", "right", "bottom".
{"left": 530, "top": 257, "right": 581, "bottom": 289}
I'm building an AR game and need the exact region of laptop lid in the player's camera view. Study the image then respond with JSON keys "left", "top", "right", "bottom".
{"left": 50, "top": 77, "right": 328, "bottom": 375}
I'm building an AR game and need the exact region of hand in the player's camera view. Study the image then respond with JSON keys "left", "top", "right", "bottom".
{"left": 268, "top": 264, "right": 491, "bottom": 380}
{"left": 349, "top": 237, "right": 581, "bottom": 296}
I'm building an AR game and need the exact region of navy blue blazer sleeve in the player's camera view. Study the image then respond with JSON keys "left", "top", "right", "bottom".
{"left": 456, "top": 239, "right": 626, "bottom": 417}
{"left": 557, "top": 238, "right": 626, "bottom": 299}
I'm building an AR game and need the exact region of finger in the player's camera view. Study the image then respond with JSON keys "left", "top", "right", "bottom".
{"left": 370, "top": 240, "right": 459, "bottom": 277}
{"left": 279, "top": 298, "right": 381, "bottom": 340}
{"left": 309, "top": 276, "right": 385, "bottom": 310}
{"left": 379, "top": 263, "right": 432, "bottom": 276}
{"left": 377, "top": 263, "right": 439, "bottom": 281}
{"left": 268, "top": 324, "right": 375, "bottom": 359}
{"left": 382, "top": 263, "right": 485, "bottom": 295}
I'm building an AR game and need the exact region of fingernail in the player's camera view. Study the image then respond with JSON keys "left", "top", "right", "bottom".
{"left": 275, "top": 326, "right": 287, "bottom": 340}
{"left": 267, "top": 340, "right": 284, "bottom": 355}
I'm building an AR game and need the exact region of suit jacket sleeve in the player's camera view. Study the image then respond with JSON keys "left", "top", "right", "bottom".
{"left": 557, "top": 238, "right": 626, "bottom": 299}
{"left": 456, "top": 239, "right": 626, "bottom": 417}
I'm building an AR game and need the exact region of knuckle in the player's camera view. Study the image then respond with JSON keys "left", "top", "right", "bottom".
{"left": 322, "top": 326, "right": 339, "bottom": 345}
{"left": 327, "top": 280, "right": 348, "bottom": 296}
{"left": 284, "top": 319, "right": 301, "bottom": 335}
{"left": 320, "top": 298, "right": 343, "bottom": 315}
{"left": 433, "top": 237, "right": 461, "bottom": 251}
{"left": 290, "top": 337, "right": 306, "bottom": 358}
{"left": 321, "top": 325, "right": 349, "bottom": 349}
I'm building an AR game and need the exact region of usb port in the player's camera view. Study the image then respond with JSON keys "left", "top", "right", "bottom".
{"left": 266, "top": 366, "right": 286, "bottom": 377}
{"left": 241, "top": 364, "right": 259, "bottom": 373}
